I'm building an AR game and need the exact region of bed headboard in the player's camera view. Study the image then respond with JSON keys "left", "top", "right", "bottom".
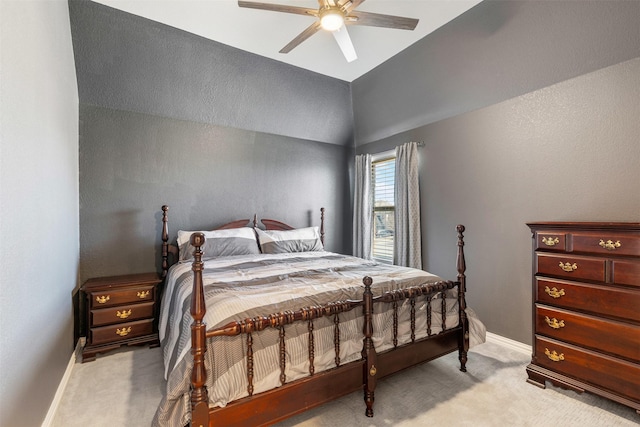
{"left": 160, "top": 205, "right": 325, "bottom": 278}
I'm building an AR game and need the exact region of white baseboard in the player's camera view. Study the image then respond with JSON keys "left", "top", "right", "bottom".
{"left": 485, "top": 331, "right": 532, "bottom": 356}
{"left": 42, "top": 338, "right": 83, "bottom": 427}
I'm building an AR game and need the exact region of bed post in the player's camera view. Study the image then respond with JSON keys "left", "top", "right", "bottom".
{"left": 320, "top": 207, "right": 325, "bottom": 247}
{"left": 456, "top": 225, "right": 469, "bottom": 372}
{"left": 161, "top": 205, "right": 170, "bottom": 279}
{"left": 361, "top": 276, "right": 377, "bottom": 417}
{"left": 190, "top": 232, "right": 209, "bottom": 427}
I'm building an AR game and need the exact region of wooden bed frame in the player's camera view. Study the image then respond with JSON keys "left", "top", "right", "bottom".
{"left": 160, "top": 205, "right": 469, "bottom": 427}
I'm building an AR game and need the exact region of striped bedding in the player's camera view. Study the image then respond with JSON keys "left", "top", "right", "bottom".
{"left": 153, "top": 251, "right": 461, "bottom": 427}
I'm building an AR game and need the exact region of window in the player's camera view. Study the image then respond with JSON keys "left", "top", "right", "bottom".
{"left": 372, "top": 156, "right": 395, "bottom": 264}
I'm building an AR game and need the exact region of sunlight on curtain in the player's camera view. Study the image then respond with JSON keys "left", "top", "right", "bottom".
{"left": 394, "top": 142, "right": 422, "bottom": 268}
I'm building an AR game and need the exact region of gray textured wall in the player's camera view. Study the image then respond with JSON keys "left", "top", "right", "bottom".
{"left": 354, "top": 0, "right": 640, "bottom": 345}
{"left": 353, "top": 0, "right": 640, "bottom": 146}
{"left": 79, "top": 105, "right": 350, "bottom": 281}
{"left": 69, "top": 0, "right": 353, "bottom": 145}
{"left": 357, "top": 58, "right": 640, "bottom": 344}
{"left": 69, "top": 0, "right": 353, "bottom": 282}
{"left": 0, "top": 1, "right": 79, "bottom": 425}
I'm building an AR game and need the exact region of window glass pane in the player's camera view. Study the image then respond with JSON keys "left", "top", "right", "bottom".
{"left": 372, "top": 158, "right": 394, "bottom": 264}
{"left": 373, "top": 210, "right": 394, "bottom": 263}
{"left": 373, "top": 159, "right": 395, "bottom": 207}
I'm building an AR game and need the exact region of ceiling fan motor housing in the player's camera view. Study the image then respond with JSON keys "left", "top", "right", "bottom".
{"left": 319, "top": 7, "right": 345, "bottom": 31}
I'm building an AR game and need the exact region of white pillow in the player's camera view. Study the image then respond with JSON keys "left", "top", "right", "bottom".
{"left": 177, "top": 227, "right": 260, "bottom": 261}
{"left": 255, "top": 227, "right": 324, "bottom": 254}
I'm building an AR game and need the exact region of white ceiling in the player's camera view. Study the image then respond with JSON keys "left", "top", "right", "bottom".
{"left": 93, "top": 0, "right": 481, "bottom": 82}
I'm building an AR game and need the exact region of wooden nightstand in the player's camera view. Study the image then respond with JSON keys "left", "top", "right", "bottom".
{"left": 81, "top": 272, "right": 162, "bottom": 362}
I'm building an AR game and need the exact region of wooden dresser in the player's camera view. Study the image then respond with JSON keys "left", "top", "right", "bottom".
{"left": 526, "top": 222, "right": 640, "bottom": 413}
{"left": 81, "top": 272, "right": 162, "bottom": 362}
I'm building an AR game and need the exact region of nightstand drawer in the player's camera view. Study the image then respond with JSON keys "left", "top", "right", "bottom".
{"left": 534, "top": 336, "right": 640, "bottom": 402}
{"left": 572, "top": 232, "right": 640, "bottom": 257}
{"left": 535, "top": 305, "right": 640, "bottom": 361}
{"left": 90, "top": 319, "right": 154, "bottom": 346}
{"left": 91, "top": 301, "right": 155, "bottom": 327}
{"left": 88, "top": 285, "right": 155, "bottom": 308}
{"left": 536, "top": 253, "right": 605, "bottom": 282}
{"left": 536, "top": 278, "right": 640, "bottom": 322}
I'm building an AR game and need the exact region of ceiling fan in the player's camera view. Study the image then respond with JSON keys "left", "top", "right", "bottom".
{"left": 238, "top": 0, "right": 419, "bottom": 62}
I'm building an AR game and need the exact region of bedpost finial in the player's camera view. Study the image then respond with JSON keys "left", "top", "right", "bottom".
{"left": 363, "top": 276, "right": 373, "bottom": 289}
{"left": 191, "top": 231, "right": 205, "bottom": 248}
{"left": 161, "top": 205, "right": 171, "bottom": 279}
{"left": 320, "top": 207, "right": 326, "bottom": 248}
{"left": 456, "top": 225, "right": 466, "bottom": 278}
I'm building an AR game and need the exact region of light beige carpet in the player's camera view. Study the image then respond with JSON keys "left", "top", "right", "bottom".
{"left": 52, "top": 340, "right": 638, "bottom": 426}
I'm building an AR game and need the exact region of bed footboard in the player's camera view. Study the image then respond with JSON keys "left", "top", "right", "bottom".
{"left": 186, "top": 225, "right": 468, "bottom": 427}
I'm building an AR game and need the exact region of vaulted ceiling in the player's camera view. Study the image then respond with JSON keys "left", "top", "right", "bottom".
{"left": 93, "top": 0, "right": 482, "bottom": 82}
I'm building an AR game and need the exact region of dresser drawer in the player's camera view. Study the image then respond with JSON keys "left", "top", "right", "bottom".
{"left": 613, "top": 259, "right": 640, "bottom": 288}
{"left": 88, "top": 285, "right": 155, "bottom": 309}
{"left": 89, "top": 318, "right": 154, "bottom": 346}
{"left": 535, "top": 232, "right": 566, "bottom": 252}
{"left": 535, "top": 336, "right": 640, "bottom": 402}
{"left": 536, "top": 278, "right": 640, "bottom": 322}
{"left": 572, "top": 231, "right": 640, "bottom": 257}
{"left": 535, "top": 305, "right": 640, "bottom": 361}
{"left": 91, "top": 301, "right": 155, "bottom": 327}
{"left": 536, "top": 253, "right": 605, "bottom": 282}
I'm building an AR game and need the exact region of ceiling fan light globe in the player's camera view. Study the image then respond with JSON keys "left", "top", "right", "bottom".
{"left": 320, "top": 11, "right": 344, "bottom": 31}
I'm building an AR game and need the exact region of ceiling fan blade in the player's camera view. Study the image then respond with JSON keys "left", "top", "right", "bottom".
{"left": 347, "top": 10, "right": 419, "bottom": 30}
{"left": 332, "top": 26, "right": 357, "bottom": 62}
{"left": 238, "top": 1, "right": 317, "bottom": 17}
{"left": 280, "top": 22, "right": 322, "bottom": 54}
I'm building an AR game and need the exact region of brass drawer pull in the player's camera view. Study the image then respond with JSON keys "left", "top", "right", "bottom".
{"left": 544, "top": 348, "right": 564, "bottom": 362}
{"left": 96, "top": 295, "right": 110, "bottom": 304}
{"left": 137, "top": 290, "right": 150, "bottom": 299}
{"left": 116, "top": 309, "right": 132, "bottom": 319}
{"left": 544, "top": 316, "right": 565, "bottom": 329}
{"left": 542, "top": 237, "right": 560, "bottom": 246}
{"left": 116, "top": 327, "right": 132, "bottom": 337}
{"left": 544, "top": 286, "right": 565, "bottom": 298}
{"left": 599, "top": 239, "right": 621, "bottom": 250}
{"left": 559, "top": 262, "right": 578, "bottom": 272}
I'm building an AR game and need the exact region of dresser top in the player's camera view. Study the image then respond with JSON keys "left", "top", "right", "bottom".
{"left": 527, "top": 222, "right": 640, "bottom": 231}
{"left": 82, "top": 272, "right": 162, "bottom": 290}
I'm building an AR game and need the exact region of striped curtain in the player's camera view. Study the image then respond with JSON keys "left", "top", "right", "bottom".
{"left": 394, "top": 142, "right": 422, "bottom": 268}
{"left": 353, "top": 154, "right": 373, "bottom": 259}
